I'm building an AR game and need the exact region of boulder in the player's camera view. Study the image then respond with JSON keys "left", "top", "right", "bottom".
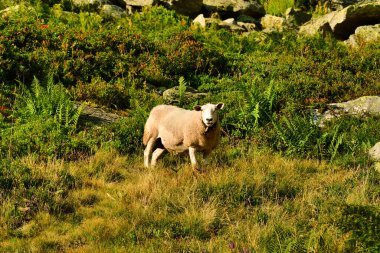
{"left": 75, "top": 103, "right": 122, "bottom": 125}
{"left": 193, "top": 14, "right": 206, "bottom": 28}
{"left": 261, "top": 15, "right": 286, "bottom": 32}
{"left": 72, "top": 0, "right": 108, "bottom": 10}
{"left": 330, "top": 0, "right": 371, "bottom": 10}
{"left": 124, "top": 0, "right": 156, "bottom": 6}
{"left": 319, "top": 96, "right": 380, "bottom": 126}
{"left": 369, "top": 142, "right": 380, "bottom": 162}
{"left": 101, "top": 4, "right": 128, "bottom": 18}
{"left": 203, "top": 0, "right": 265, "bottom": 19}
{"left": 345, "top": 24, "right": 380, "bottom": 47}
{"left": 299, "top": 11, "right": 336, "bottom": 36}
{"left": 163, "top": 86, "right": 208, "bottom": 104}
{"left": 299, "top": 1, "right": 380, "bottom": 40}
{"left": 237, "top": 21, "right": 257, "bottom": 31}
{"left": 219, "top": 18, "right": 246, "bottom": 32}
{"left": 167, "top": 0, "right": 203, "bottom": 17}
{"left": 285, "top": 7, "right": 312, "bottom": 26}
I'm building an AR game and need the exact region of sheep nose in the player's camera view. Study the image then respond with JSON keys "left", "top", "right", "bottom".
{"left": 206, "top": 118, "right": 212, "bottom": 122}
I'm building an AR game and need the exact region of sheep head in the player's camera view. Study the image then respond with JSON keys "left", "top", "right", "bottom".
{"left": 194, "top": 103, "right": 224, "bottom": 127}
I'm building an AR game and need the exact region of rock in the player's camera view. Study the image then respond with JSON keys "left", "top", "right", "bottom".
{"left": 72, "top": 0, "right": 108, "bottom": 10}
{"left": 167, "top": 0, "right": 203, "bottom": 17}
{"left": 299, "top": 12, "right": 336, "bottom": 36}
{"left": 319, "top": 96, "right": 380, "bottom": 126}
{"left": 285, "top": 7, "right": 312, "bottom": 26}
{"left": 369, "top": 142, "right": 380, "bottom": 161}
{"left": 203, "top": 0, "right": 265, "bottom": 19}
{"left": 0, "top": 4, "right": 35, "bottom": 19}
{"left": 219, "top": 18, "right": 246, "bottom": 32}
{"left": 345, "top": 24, "right": 380, "bottom": 47}
{"left": 237, "top": 21, "right": 257, "bottom": 31}
{"left": 299, "top": 1, "right": 380, "bottom": 40}
{"left": 124, "top": 0, "right": 156, "bottom": 6}
{"left": 331, "top": 0, "right": 365, "bottom": 10}
{"left": 100, "top": 4, "right": 127, "bottom": 18}
{"left": 193, "top": 14, "right": 206, "bottom": 28}
{"left": 76, "top": 103, "right": 122, "bottom": 125}
{"left": 163, "top": 87, "right": 208, "bottom": 104}
{"left": 261, "top": 14, "right": 286, "bottom": 32}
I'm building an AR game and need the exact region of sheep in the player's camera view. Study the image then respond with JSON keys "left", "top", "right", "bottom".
{"left": 143, "top": 103, "right": 225, "bottom": 171}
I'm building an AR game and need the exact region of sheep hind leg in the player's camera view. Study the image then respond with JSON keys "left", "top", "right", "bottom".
{"left": 151, "top": 148, "right": 165, "bottom": 167}
{"left": 144, "top": 138, "right": 156, "bottom": 168}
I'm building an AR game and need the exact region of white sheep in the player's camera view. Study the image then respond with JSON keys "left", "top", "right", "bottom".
{"left": 143, "top": 103, "right": 225, "bottom": 171}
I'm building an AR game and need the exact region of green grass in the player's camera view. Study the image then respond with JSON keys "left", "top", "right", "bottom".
{"left": 262, "top": 0, "right": 295, "bottom": 16}
{"left": 1, "top": 2, "right": 380, "bottom": 252}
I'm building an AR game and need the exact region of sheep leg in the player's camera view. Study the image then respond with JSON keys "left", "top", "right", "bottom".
{"left": 189, "top": 147, "right": 200, "bottom": 171}
{"left": 151, "top": 148, "right": 165, "bottom": 167}
{"left": 144, "top": 138, "right": 156, "bottom": 168}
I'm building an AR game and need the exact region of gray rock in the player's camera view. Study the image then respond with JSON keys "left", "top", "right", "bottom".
{"left": 237, "top": 21, "right": 257, "bottom": 31}
{"left": 101, "top": 4, "right": 127, "bottom": 18}
{"left": 124, "top": 0, "right": 156, "bottom": 6}
{"left": 345, "top": 24, "right": 380, "bottom": 47}
{"left": 72, "top": 0, "right": 109, "bottom": 10}
{"left": 369, "top": 142, "right": 380, "bottom": 161}
{"left": 319, "top": 96, "right": 380, "bottom": 126}
{"left": 299, "top": 1, "right": 380, "bottom": 40}
{"left": 163, "top": 86, "right": 208, "bottom": 104}
{"left": 193, "top": 14, "right": 206, "bottom": 28}
{"left": 285, "top": 7, "right": 312, "bottom": 26}
{"left": 75, "top": 103, "right": 122, "bottom": 125}
{"left": 219, "top": 18, "right": 246, "bottom": 32}
{"left": 261, "top": 14, "right": 286, "bottom": 32}
{"left": 167, "top": 0, "right": 203, "bottom": 17}
{"left": 203, "top": 0, "right": 265, "bottom": 19}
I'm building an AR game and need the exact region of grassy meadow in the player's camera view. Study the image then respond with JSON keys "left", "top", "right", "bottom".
{"left": 1, "top": 0, "right": 380, "bottom": 252}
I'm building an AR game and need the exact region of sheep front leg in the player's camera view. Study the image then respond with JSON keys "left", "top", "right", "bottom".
{"left": 189, "top": 147, "right": 203, "bottom": 172}
{"left": 144, "top": 138, "right": 155, "bottom": 168}
{"left": 189, "top": 147, "right": 198, "bottom": 168}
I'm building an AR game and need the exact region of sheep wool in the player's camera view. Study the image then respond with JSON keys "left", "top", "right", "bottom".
{"left": 143, "top": 103, "right": 224, "bottom": 171}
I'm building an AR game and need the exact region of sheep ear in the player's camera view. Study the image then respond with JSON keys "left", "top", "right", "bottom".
{"left": 193, "top": 105, "right": 202, "bottom": 111}
{"left": 216, "top": 103, "right": 224, "bottom": 110}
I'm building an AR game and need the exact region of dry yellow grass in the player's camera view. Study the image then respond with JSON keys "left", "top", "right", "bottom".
{"left": 1, "top": 145, "right": 379, "bottom": 252}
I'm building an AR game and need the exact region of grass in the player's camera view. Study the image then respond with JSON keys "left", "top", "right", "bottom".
{"left": 262, "top": 0, "right": 295, "bottom": 16}
{"left": 1, "top": 2, "right": 380, "bottom": 252}
{"left": 1, "top": 145, "right": 379, "bottom": 252}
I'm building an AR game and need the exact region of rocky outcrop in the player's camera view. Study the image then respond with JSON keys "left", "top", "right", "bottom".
{"left": 101, "top": 4, "right": 128, "bottom": 18}
{"left": 318, "top": 96, "right": 380, "bottom": 126}
{"left": 73, "top": 0, "right": 109, "bottom": 10}
{"left": 261, "top": 14, "right": 285, "bottom": 32}
{"left": 76, "top": 103, "right": 122, "bottom": 124}
{"left": 285, "top": 7, "right": 312, "bottom": 26}
{"left": 299, "top": 1, "right": 380, "bottom": 39}
{"left": 203, "top": 0, "right": 265, "bottom": 19}
{"left": 369, "top": 142, "right": 380, "bottom": 161}
{"left": 163, "top": 86, "right": 208, "bottom": 104}
{"left": 167, "top": 0, "right": 203, "bottom": 17}
{"left": 345, "top": 24, "right": 380, "bottom": 47}
{"left": 124, "top": 0, "right": 156, "bottom": 7}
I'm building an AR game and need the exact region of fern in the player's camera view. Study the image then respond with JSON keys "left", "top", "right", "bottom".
{"left": 178, "top": 76, "right": 187, "bottom": 106}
